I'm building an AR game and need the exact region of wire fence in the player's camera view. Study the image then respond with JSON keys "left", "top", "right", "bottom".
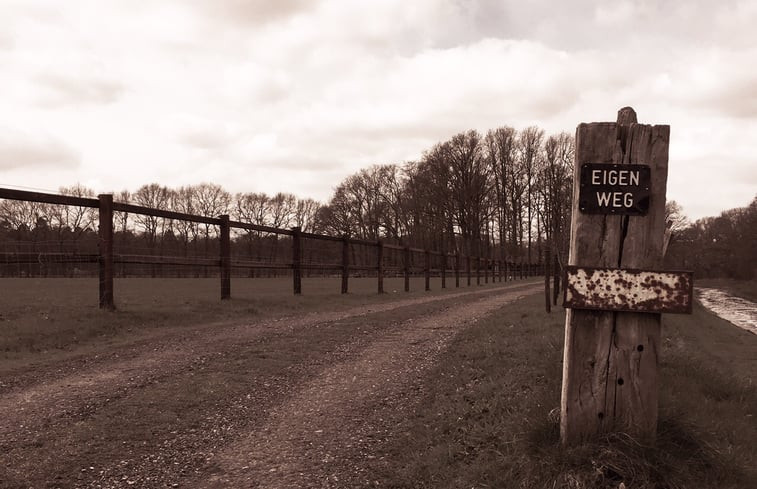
{"left": 0, "top": 188, "right": 545, "bottom": 308}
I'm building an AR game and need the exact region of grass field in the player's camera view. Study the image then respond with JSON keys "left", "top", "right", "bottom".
{"left": 377, "top": 294, "right": 757, "bottom": 488}
{"left": 0, "top": 275, "right": 511, "bottom": 358}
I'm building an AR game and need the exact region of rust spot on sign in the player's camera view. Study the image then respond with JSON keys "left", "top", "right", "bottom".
{"left": 564, "top": 266, "right": 693, "bottom": 314}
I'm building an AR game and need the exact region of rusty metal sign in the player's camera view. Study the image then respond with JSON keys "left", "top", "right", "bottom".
{"left": 564, "top": 266, "right": 693, "bottom": 314}
{"left": 579, "top": 163, "right": 651, "bottom": 215}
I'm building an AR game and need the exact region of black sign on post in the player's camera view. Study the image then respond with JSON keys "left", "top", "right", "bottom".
{"left": 579, "top": 163, "right": 651, "bottom": 215}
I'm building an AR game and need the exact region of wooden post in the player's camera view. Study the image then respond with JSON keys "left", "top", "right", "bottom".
{"left": 544, "top": 241, "right": 551, "bottom": 313}
{"left": 341, "top": 235, "right": 349, "bottom": 294}
{"left": 476, "top": 256, "right": 481, "bottom": 285}
{"left": 98, "top": 194, "right": 114, "bottom": 310}
{"left": 292, "top": 227, "right": 302, "bottom": 295}
{"left": 377, "top": 240, "right": 384, "bottom": 294}
{"left": 220, "top": 214, "right": 231, "bottom": 300}
{"left": 424, "top": 250, "right": 430, "bottom": 291}
{"left": 484, "top": 257, "right": 489, "bottom": 284}
{"left": 560, "top": 107, "right": 669, "bottom": 444}
{"left": 403, "top": 246, "right": 410, "bottom": 292}
{"left": 441, "top": 251, "right": 447, "bottom": 289}
{"left": 553, "top": 253, "right": 560, "bottom": 306}
{"left": 466, "top": 255, "right": 471, "bottom": 286}
{"left": 455, "top": 253, "right": 460, "bottom": 288}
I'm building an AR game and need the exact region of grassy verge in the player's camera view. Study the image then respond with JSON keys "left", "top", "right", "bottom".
{"left": 0, "top": 276, "right": 524, "bottom": 359}
{"left": 697, "top": 278, "right": 757, "bottom": 303}
{"left": 378, "top": 294, "right": 757, "bottom": 488}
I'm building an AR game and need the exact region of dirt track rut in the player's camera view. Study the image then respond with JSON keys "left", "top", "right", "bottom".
{"left": 0, "top": 282, "right": 539, "bottom": 488}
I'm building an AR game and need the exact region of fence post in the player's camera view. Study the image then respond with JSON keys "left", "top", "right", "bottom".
{"left": 455, "top": 253, "right": 460, "bottom": 288}
{"left": 484, "top": 257, "right": 489, "bottom": 284}
{"left": 292, "top": 227, "right": 302, "bottom": 295}
{"left": 553, "top": 253, "right": 560, "bottom": 306}
{"left": 377, "top": 240, "right": 384, "bottom": 294}
{"left": 403, "top": 246, "right": 410, "bottom": 292}
{"left": 544, "top": 241, "right": 551, "bottom": 313}
{"left": 220, "top": 214, "right": 231, "bottom": 300}
{"left": 341, "top": 234, "right": 349, "bottom": 294}
{"left": 98, "top": 194, "right": 114, "bottom": 310}
{"left": 560, "top": 107, "right": 670, "bottom": 444}
{"left": 467, "top": 255, "right": 471, "bottom": 286}
{"left": 424, "top": 250, "right": 430, "bottom": 291}
{"left": 441, "top": 251, "right": 447, "bottom": 289}
{"left": 476, "top": 256, "right": 481, "bottom": 285}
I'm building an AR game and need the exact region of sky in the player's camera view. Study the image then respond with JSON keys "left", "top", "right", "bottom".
{"left": 0, "top": 0, "right": 755, "bottom": 220}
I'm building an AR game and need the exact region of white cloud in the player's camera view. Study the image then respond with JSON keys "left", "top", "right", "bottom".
{"left": 0, "top": 0, "right": 754, "bottom": 219}
{"left": 0, "top": 129, "right": 80, "bottom": 171}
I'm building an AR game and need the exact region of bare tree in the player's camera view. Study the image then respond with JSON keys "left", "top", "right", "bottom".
{"left": 665, "top": 200, "right": 690, "bottom": 234}
{"left": 133, "top": 183, "right": 170, "bottom": 251}
{"left": 0, "top": 199, "right": 49, "bottom": 234}
{"left": 485, "top": 126, "right": 518, "bottom": 263}
{"left": 445, "top": 131, "right": 491, "bottom": 256}
{"left": 537, "top": 132, "right": 574, "bottom": 306}
{"left": 518, "top": 126, "right": 544, "bottom": 264}
{"left": 293, "top": 198, "right": 322, "bottom": 233}
{"left": 170, "top": 186, "right": 199, "bottom": 257}
{"left": 268, "top": 192, "right": 296, "bottom": 230}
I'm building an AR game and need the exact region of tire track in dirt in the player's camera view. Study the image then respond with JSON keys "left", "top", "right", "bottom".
{"left": 0, "top": 283, "right": 535, "bottom": 436}
{"left": 199, "top": 285, "right": 541, "bottom": 488}
{"left": 0, "top": 282, "right": 537, "bottom": 488}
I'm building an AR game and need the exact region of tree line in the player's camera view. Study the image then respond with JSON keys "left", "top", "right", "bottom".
{"left": 1, "top": 125, "right": 576, "bottom": 271}
{"left": 3, "top": 128, "right": 753, "bottom": 282}
{"left": 665, "top": 196, "right": 757, "bottom": 280}
{"left": 318, "top": 127, "right": 575, "bottom": 270}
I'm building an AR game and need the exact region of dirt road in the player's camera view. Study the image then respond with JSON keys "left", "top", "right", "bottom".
{"left": 0, "top": 282, "right": 540, "bottom": 488}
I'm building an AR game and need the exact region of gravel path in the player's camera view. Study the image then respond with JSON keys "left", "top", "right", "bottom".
{"left": 0, "top": 282, "right": 539, "bottom": 488}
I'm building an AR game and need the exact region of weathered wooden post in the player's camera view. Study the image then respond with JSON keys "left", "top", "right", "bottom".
{"left": 484, "top": 257, "right": 489, "bottom": 284}
{"left": 403, "top": 246, "right": 410, "bottom": 292}
{"left": 553, "top": 254, "right": 561, "bottom": 305}
{"left": 466, "top": 255, "right": 472, "bottom": 286}
{"left": 220, "top": 214, "right": 231, "bottom": 300}
{"left": 455, "top": 252, "right": 460, "bottom": 288}
{"left": 341, "top": 234, "right": 349, "bottom": 294}
{"left": 560, "top": 107, "right": 693, "bottom": 444}
{"left": 544, "top": 241, "right": 551, "bottom": 313}
{"left": 292, "top": 227, "right": 302, "bottom": 295}
{"left": 476, "top": 256, "right": 481, "bottom": 285}
{"left": 98, "top": 194, "right": 114, "bottom": 310}
{"left": 424, "top": 250, "right": 431, "bottom": 291}
{"left": 377, "top": 240, "right": 384, "bottom": 294}
{"left": 441, "top": 250, "right": 447, "bottom": 289}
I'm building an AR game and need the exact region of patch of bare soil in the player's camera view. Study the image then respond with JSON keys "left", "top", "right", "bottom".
{"left": 0, "top": 282, "right": 539, "bottom": 488}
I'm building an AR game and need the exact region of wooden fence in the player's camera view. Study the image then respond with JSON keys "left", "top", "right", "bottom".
{"left": 0, "top": 188, "right": 544, "bottom": 308}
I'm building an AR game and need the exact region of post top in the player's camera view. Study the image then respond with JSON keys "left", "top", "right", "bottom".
{"left": 617, "top": 106, "right": 637, "bottom": 125}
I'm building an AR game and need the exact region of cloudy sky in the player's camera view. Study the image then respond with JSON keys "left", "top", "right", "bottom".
{"left": 1, "top": 0, "right": 755, "bottom": 220}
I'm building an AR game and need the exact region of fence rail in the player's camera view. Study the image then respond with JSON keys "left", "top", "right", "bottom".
{"left": 0, "top": 187, "right": 545, "bottom": 308}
